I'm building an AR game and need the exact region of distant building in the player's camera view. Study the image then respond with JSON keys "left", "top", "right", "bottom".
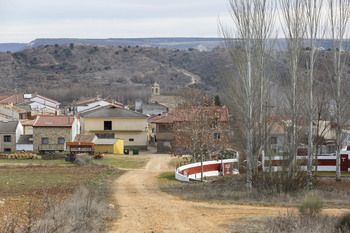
{"left": 80, "top": 105, "right": 149, "bottom": 149}
{"left": 67, "top": 96, "right": 125, "bottom": 115}
{"left": 0, "top": 121, "right": 23, "bottom": 153}
{"left": 33, "top": 115, "right": 80, "bottom": 153}
{"left": 0, "top": 94, "right": 61, "bottom": 116}
{"left": 135, "top": 82, "right": 186, "bottom": 116}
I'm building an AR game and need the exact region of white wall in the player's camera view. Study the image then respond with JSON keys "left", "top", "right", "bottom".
{"left": 16, "top": 144, "right": 33, "bottom": 151}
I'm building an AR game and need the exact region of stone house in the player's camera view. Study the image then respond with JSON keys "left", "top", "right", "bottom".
{"left": 0, "top": 121, "right": 23, "bottom": 153}
{"left": 33, "top": 115, "right": 80, "bottom": 153}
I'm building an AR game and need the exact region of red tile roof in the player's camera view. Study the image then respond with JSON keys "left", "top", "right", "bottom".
{"left": 20, "top": 119, "right": 36, "bottom": 126}
{"left": 33, "top": 115, "right": 75, "bottom": 127}
{"left": 152, "top": 107, "right": 229, "bottom": 124}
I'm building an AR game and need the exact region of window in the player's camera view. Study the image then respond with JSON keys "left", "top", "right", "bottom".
{"left": 270, "top": 136, "right": 277, "bottom": 145}
{"left": 42, "top": 138, "right": 48, "bottom": 144}
{"left": 96, "top": 133, "right": 114, "bottom": 138}
{"left": 4, "top": 148, "right": 11, "bottom": 152}
{"left": 214, "top": 133, "right": 221, "bottom": 140}
{"left": 129, "top": 138, "right": 134, "bottom": 141}
{"left": 58, "top": 138, "right": 65, "bottom": 144}
{"left": 4, "top": 135, "right": 11, "bottom": 142}
{"left": 104, "top": 121, "right": 112, "bottom": 130}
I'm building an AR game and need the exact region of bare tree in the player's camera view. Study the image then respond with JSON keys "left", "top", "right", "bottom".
{"left": 303, "top": 0, "right": 324, "bottom": 189}
{"left": 252, "top": 0, "right": 277, "bottom": 174}
{"left": 221, "top": 0, "right": 257, "bottom": 189}
{"left": 279, "top": 0, "right": 306, "bottom": 173}
{"left": 172, "top": 94, "right": 231, "bottom": 181}
{"left": 328, "top": 0, "right": 350, "bottom": 181}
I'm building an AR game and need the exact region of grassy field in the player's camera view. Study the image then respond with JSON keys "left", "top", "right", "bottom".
{"left": 0, "top": 158, "right": 69, "bottom": 165}
{"left": 96, "top": 155, "right": 150, "bottom": 169}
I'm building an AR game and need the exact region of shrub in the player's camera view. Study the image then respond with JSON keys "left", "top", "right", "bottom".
{"left": 265, "top": 212, "right": 338, "bottom": 233}
{"left": 298, "top": 194, "right": 323, "bottom": 218}
{"left": 74, "top": 156, "right": 94, "bottom": 166}
{"left": 336, "top": 213, "right": 350, "bottom": 232}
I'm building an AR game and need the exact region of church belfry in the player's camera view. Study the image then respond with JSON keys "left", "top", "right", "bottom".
{"left": 151, "top": 82, "right": 160, "bottom": 96}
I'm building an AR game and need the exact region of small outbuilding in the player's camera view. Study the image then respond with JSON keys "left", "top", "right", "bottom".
{"left": 94, "top": 138, "right": 124, "bottom": 154}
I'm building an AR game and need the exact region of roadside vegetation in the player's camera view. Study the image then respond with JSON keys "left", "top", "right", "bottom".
{"left": 159, "top": 173, "right": 350, "bottom": 208}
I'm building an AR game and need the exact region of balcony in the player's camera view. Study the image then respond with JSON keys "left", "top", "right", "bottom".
{"left": 38, "top": 144, "right": 66, "bottom": 152}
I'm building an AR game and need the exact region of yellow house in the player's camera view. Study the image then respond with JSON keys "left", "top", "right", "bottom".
{"left": 20, "top": 119, "right": 35, "bottom": 135}
{"left": 94, "top": 138, "right": 124, "bottom": 154}
{"left": 80, "top": 105, "right": 149, "bottom": 149}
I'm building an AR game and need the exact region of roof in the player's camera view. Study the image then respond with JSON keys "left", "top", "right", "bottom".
{"left": 0, "top": 96, "right": 9, "bottom": 101}
{"left": 0, "top": 104, "right": 27, "bottom": 113}
{"left": 80, "top": 105, "right": 148, "bottom": 119}
{"left": 153, "top": 107, "right": 230, "bottom": 124}
{"left": 148, "top": 95, "right": 186, "bottom": 108}
{"left": 20, "top": 119, "right": 36, "bottom": 126}
{"left": 0, "top": 121, "right": 19, "bottom": 133}
{"left": 33, "top": 115, "right": 76, "bottom": 127}
{"left": 0, "top": 94, "right": 26, "bottom": 104}
{"left": 17, "top": 135, "right": 33, "bottom": 144}
{"left": 73, "top": 97, "right": 124, "bottom": 108}
{"left": 0, "top": 94, "right": 60, "bottom": 105}
{"left": 95, "top": 138, "right": 120, "bottom": 145}
{"left": 73, "top": 134, "right": 98, "bottom": 143}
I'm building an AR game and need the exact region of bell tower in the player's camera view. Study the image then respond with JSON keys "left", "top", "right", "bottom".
{"left": 151, "top": 82, "right": 160, "bottom": 96}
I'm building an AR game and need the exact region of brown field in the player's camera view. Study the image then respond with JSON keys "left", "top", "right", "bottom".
{"left": 0, "top": 165, "right": 122, "bottom": 229}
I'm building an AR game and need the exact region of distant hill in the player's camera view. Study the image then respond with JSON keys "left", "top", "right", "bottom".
{"left": 0, "top": 43, "right": 229, "bottom": 106}
{"left": 0, "top": 38, "right": 223, "bottom": 53}
{"left": 2, "top": 38, "right": 350, "bottom": 53}
{"left": 0, "top": 41, "right": 348, "bottom": 108}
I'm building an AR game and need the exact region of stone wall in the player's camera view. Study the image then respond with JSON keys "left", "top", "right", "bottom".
{"left": 33, "top": 127, "right": 71, "bottom": 153}
{"left": 0, "top": 133, "right": 16, "bottom": 153}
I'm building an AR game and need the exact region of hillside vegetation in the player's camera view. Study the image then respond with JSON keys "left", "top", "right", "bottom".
{"left": 1, "top": 43, "right": 349, "bottom": 107}
{"left": 0, "top": 44, "right": 228, "bottom": 106}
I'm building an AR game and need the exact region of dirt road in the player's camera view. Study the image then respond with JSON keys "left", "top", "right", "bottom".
{"left": 110, "top": 154, "right": 281, "bottom": 232}
{"left": 110, "top": 154, "right": 347, "bottom": 233}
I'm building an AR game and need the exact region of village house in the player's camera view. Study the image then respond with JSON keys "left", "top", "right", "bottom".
{"left": 0, "top": 104, "right": 27, "bottom": 120}
{"left": 153, "top": 106, "right": 231, "bottom": 153}
{"left": 66, "top": 96, "right": 125, "bottom": 115}
{"left": 0, "top": 121, "right": 23, "bottom": 153}
{"left": 135, "top": 82, "right": 186, "bottom": 115}
{"left": 0, "top": 94, "right": 61, "bottom": 116}
{"left": 32, "top": 115, "right": 80, "bottom": 153}
{"left": 266, "top": 116, "right": 350, "bottom": 155}
{"left": 79, "top": 105, "right": 149, "bottom": 149}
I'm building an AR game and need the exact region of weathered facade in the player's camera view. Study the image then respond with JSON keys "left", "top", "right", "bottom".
{"left": 0, "top": 121, "right": 23, "bottom": 153}
{"left": 33, "top": 115, "right": 80, "bottom": 153}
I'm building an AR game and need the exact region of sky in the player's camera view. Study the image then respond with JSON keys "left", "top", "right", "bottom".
{"left": 0, "top": 0, "right": 231, "bottom": 43}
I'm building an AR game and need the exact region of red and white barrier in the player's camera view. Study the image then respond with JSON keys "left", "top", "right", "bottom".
{"left": 175, "top": 159, "right": 238, "bottom": 182}
{"left": 262, "top": 148, "right": 350, "bottom": 172}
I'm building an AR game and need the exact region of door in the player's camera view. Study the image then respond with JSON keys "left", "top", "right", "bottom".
{"left": 341, "top": 154, "right": 348, "bottom": 172}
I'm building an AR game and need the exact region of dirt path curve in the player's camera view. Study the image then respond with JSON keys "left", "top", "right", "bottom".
{"left": 110, "top": 154, "right": 346, "bottom": 233}
{"left": 110, "top": 154, "right": 283, "bottom": 233}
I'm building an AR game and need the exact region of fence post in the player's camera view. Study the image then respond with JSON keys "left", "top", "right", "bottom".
{"left": 261, "top": 150, "right": 265, "bottom": 172}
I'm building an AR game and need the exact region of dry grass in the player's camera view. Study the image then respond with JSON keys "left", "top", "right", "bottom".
{"left": 265, "top": 211, "right": 350, "bottom": 233}
{"left": 0, "top": 166, "right": 122, "bottom": 233}
{"left": 160, "top": 174, "right": 350, "bottom": 208}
